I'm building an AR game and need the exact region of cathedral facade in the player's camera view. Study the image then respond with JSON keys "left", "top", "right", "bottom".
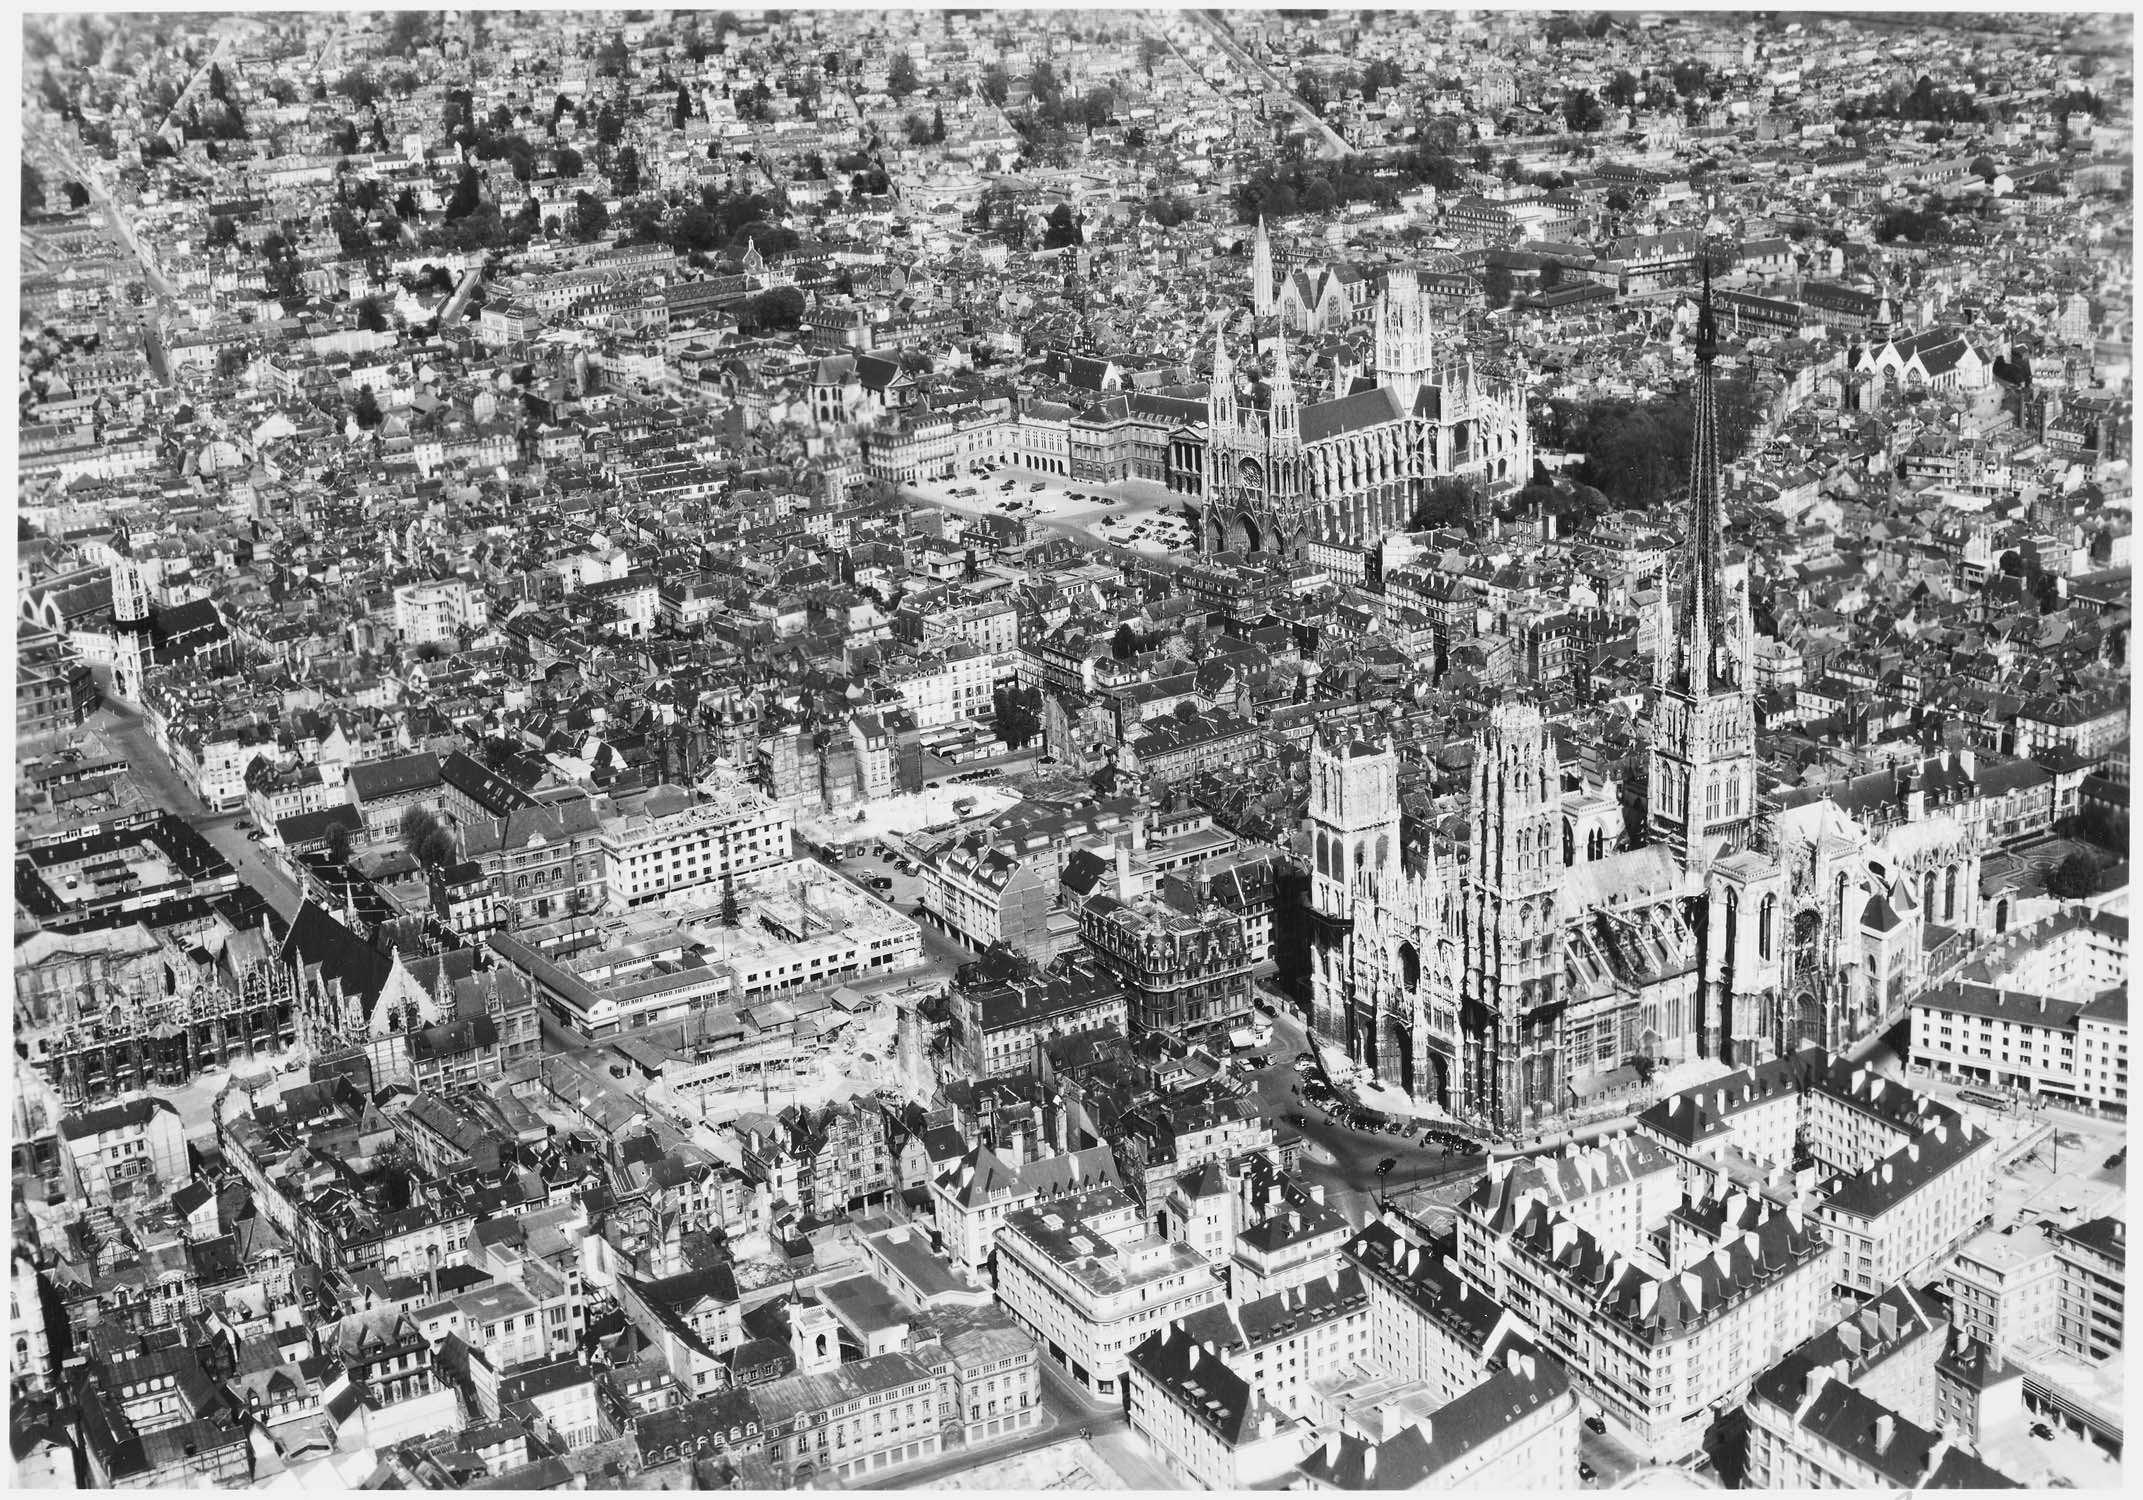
{"left": 1306, "top": 279, "right": 1986, "bottom": 1134}
{"left": 1179, "top": 239, "right": 1533, "bottom": 558}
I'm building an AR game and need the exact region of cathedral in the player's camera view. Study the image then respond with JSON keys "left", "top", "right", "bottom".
{"left": 1306, "top": 276, "right": 1984, "bottom": 1133}
{"left": 1192, "top": 221, "right": 1533, "bottom": 558}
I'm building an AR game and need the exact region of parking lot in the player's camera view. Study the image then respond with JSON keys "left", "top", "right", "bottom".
{"left": 901, "top": 459, "right": 1198, "bottom": 556}
{"left": 819, "top": 841, "right": 974, "bottom": 974}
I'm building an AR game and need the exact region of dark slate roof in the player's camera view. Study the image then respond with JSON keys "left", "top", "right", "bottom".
{"left": 1292, "top": 1344, "right": 1570, "bottom": 1488}
{"left": 1750, "top": 1290, "right": 2020, "bottom": 1490}
{"left": 278, "top": 898, "right": 395, "bottom": 1004}
{"left": 1821, "top": 1121, "right": 1989, "bottom": 1221}
{"left": 1300, "top": 387, "right": 1402, "bottom": 445}
{"left": 1126, "top": 1322, "right": 1263, "bottom": 1446}
{"left": 348, "top": 752, "right": 443, "bottom": 801}
{"left": 59, "top": 1094, "right": 180, "bottom": 1141}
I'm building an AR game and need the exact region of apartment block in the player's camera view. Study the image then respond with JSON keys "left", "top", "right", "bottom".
{"left": 1125, "top": 1323, "right": 1309, "bottom": 1489}
{"left": 994, "top": 1185, "right": 1225, "bottom": 1399}
{"left": 598, "top": 782, "right": 793, "bottom": 910}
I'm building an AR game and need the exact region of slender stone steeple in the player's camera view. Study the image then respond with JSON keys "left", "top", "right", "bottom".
{"left": 1252, "top": 216, "right": 1275, "bottom": 318}
{"left": 1208, "top": 328, "right": 1238, "bottom": 438}
{"left": 1647, "top": 261, "right": 1755, "bottom": 865}
{"left": 1268, "top": 325, "right": 1300, "bottom": 453}
{"left": 1674, "top": 261, "right": 1731, "bottom": 697}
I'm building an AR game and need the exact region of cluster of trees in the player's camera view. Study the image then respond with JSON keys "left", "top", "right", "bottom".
{"left": 1110, "top": 623, "right": 1166, "bottom": 660}
{"left": 903, "top": 105, "right": 947, "bottom": 146}
{"left": 1839, "top": 74, "right": 1988, "bottom": 125}
{"left": 1233, "top": 144, "right": 1467, "bottom": 223}
{"left": 379, "top": 10, "right": 431, "bottom": 60}
{"left": 611, "top": 184, "right": 797, "bottom": 262}
{"left": 734, "top": 80, "right": 776, "bottom": 123}
{"left": 1009, "top": 61, "right": 1118, "bottom": 138}
{"left": 1408, "top": 476, "right": 1479, "bottom": 532}
{"left": 1544, "top": 12, "right": 1620, "bottom": 43}
{"left": 2051, "top": 87, "right": 2109, "bottom": 120}
{"left": 1292, "top": 57, "right": 1405, "bottom": 117}
{"left": 731, "top": 284, "right": 808, "bottom": 335}
{"left": 1877, "top": 192, "right": 1969, "bottom": 244}
{"left": 991, "top": 685, "right": 1043, "bottom": 750}
{"left": 2047, "top": 851, "right": 2114, "bottom": 900}
{"left": 1041, "top": 202, "right": 1083, "bottom": 250}
{"left": 1561, "top": 87, "right": 1607, "bottom": 133}
{"left": 349, "top": 385, "right": 385, "bottom": 431}
{"left": 880, "top": 52, "right": 920, "bottom": 100}
{"left": 258, "top": 230, "right": 304, "bottom": 301}
{"left": 1536, "top": 381, "right": 1762, "bottom": 511}
{"left": 675, "top": 13, "right": 736, "bottom": 65}
{"left": 1667, "top": 58, "right": 1718, "bottom": 98}
{"left": 179, "top": 62, "right": 250, "bottom": 142}
{"left": 594, "top": 32, "right": 632, "bottom": 79}
{"left": 1139, "top": 196, "right": 1196, "bottom": 228}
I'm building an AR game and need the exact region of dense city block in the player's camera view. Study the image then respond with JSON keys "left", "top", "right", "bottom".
{"left": 12, "top": 7, "right": 2130, "bottom": 1493}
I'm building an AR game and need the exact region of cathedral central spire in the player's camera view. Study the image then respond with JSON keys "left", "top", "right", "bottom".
{"left": 1677, "top": 260, "right": 1729, "bottom": 696}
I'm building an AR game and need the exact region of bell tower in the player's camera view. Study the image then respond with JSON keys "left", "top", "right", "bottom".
{"left": 1460, "top": 698, "right": 1561, "bottom": 1134}
{"left": 1375, "top": 267, "right": 1435, "bottom": 416}
{"left": 1207, "top": 329, "right": 1239, "bottom": 503}
{"left": 1307, "top": 729, "right": 1398, "bottom": 1050}
{"left": 110, "top": 555, "right": 155, "bottom": 705}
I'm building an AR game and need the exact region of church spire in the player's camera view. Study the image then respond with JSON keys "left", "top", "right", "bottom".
{"left": 1676, "top": 259, "right": 1729, "bottom": 695}
{"left": 1252, "top": 216, "right": 1275, "bottom": 318}
{"left": 1268, "top": 325, "right": 1299, "bottom": 452}
{"left": 1208, "top": 326, "right": 1238, "bottom": 443}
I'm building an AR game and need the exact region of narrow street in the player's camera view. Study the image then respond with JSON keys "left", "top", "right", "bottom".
{"left": 90, "top": 701, "right": 308, "bottom": 923}
{"left": 1191, "top": 10, "right": 1352, "bottom": 159}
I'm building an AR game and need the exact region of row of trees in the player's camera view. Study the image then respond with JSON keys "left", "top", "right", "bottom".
{"left": 1232, "top": 143, "right": 1470, "bottom": 224}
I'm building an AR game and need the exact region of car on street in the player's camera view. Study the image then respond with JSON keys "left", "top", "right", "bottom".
{"left": 868, "top": 877, "right": 893, "bottom": 892}
{"left": 1584, "top": 1416, "right": 1606, "bottom": 1435}
{"left": 1578, "top": 1462, "right": 1597, "bottom": 1483}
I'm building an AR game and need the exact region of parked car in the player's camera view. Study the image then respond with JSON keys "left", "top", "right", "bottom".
{"left": 869, "top": 877, "right": 893, "bottom": 892}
